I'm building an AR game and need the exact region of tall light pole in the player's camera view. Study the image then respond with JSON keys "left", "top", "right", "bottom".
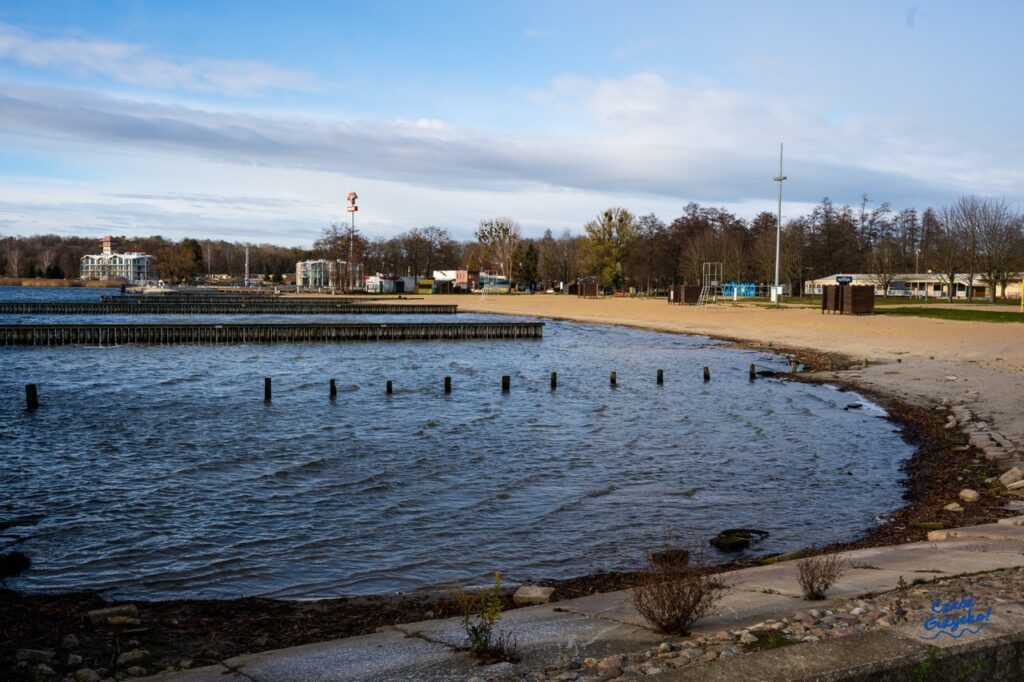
{"left": 772, "top": 143, "right": 787, "bottom": 306}
{"left": 346, "top": 192, "right": 358, "bottom": 291}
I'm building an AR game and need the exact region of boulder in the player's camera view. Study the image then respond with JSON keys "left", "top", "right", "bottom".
{"left": 959, "top": 489, "right": 981, "bottom": 503}
{"left": 0, "top": 552, "right": 31, "bottom": 580}
{"left": 943, "top": 503, "right": 964, "bottom": 512}
{"left": 999, "top": 468, "right": 1024, "bottom": 487}
{"left": 1007, "top": 480, "right": 1024, "bottom": 491}
{"left": 87, "top": 604, "right": 138, "bottom": 625}
{"left": 512, "top": 585, "right": 555, "bottom": 606}
{"left": 710, "top": 529, "right": 768, "bottom": 552}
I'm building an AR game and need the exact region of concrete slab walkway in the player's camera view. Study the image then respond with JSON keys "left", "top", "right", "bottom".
{"left": 148, "top": 518, "right": 1024, "bottom": 681}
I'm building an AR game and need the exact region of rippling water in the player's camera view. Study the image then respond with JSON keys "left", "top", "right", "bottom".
{"left": 0, "top": 288, "right": 914, "bottom": 599}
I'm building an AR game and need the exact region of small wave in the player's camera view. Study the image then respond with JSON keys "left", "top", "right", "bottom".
{"left": 670, "top": 487, "right": 701, "bottom": 498}
{"left": 584, "top": 484, "right": 617, "bottom": 499}
{"left": 264, "top": 458, "right": 328, "bottom": 479}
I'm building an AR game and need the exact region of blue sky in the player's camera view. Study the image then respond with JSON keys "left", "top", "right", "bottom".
{"left": 1, "top": 1, "right": 1022, "bottom": 244}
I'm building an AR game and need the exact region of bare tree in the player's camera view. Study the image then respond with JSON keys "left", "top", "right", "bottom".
{"left": 934, "top": 206, "right": 963, "bottom": 301}
{"left": 869, "top": 236, "right": 904, "bottom": 295}
{"left": 969, "top": 197, "right": 1019, "bottom": 301}
{"left": 475, "top": 217, "right": 522, "bottom": 290}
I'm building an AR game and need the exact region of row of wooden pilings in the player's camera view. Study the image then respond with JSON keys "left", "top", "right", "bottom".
{"left": 0, "top": 322, "right": 543, "bottom": 346}
{"left": 0, "top": 302, "right": 457, "bottom": 315}
{"left": 22, "top": 361, "right": 802, "bottom": 409}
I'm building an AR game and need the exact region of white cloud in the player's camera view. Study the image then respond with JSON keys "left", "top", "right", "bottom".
{"left": 0, "top": 22, "right": 318, "bottom": 95}
{"left": 2, "top": 70, "right": 1023, "bottom": 242}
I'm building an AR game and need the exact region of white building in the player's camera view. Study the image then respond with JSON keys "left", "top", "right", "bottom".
{"left": 80, "top": 236, "right": 153, "bottom": 283}
{"left": 806, "top": 273, "right": 1022, "bottom": 299}
{"left": 295, "top": 259, "right": 364, "bottom": 290}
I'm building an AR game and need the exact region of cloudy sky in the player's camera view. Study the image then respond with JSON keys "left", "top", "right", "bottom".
{"left": 1, "top": 1, "right": 1022, "bottom": 245}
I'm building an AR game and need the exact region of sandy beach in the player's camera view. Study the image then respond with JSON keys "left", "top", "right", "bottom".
{"left": 426, "top": 294, "right": 1024, "bottom": 458}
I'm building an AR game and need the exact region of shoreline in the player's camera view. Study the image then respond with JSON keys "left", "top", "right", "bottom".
{"left": 3, "top": 296, "right": 1021, "bottom": 678}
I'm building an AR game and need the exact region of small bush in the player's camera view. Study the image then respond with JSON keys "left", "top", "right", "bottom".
{"left": 796, "top": 551, "right": 845, "bottom": 600}
{"left": 631, "top": 538, "right": 731, "bottom": 635}
{"left": 449, "top": 572, "right": 518, "bottom": 664}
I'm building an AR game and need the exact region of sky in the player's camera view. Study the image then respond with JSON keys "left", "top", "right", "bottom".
{"left": 1, "top": 1, "right": 1022, "bottom": 246}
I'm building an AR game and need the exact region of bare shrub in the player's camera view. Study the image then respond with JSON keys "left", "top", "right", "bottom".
{"left": 631, "top": 537, "right": 731, "bottom": 635}
{"left": 796, "top": 551, "right": 845, "bottom": 600}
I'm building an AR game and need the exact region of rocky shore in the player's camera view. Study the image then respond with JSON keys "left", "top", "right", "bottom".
{"left": 523, "top": 565, "right": 1024, "bottom": 681}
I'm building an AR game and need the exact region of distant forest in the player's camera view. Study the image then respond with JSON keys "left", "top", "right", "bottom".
{"left": 2, "top": 195, "right": 1022, "bottom": 300}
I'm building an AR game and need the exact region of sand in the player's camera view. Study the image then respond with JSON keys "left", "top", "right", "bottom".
{"left": 426, "top": 294, "right": 1024, "bottom": 460}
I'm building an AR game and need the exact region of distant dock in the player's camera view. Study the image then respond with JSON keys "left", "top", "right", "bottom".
{"left": 0, "top": 321, "right": 543, "bottom": 346}
{"left": 0, "top": 302, "right": 458, "bottom": 315}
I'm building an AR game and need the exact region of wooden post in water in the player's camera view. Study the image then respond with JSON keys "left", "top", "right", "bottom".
{"left": 264, "top": 377, "right": 272, "bottom": 402}
{"left": 749, "top": 363, "right": 756, "bottom": 381}
{"left": 444, "top": 376, "right": 451, "bottom": 394}
{"left": 703, "top": 366, "right": 710, "bottom": 382}
{"left": 25, "top": 384, "right": 38, "bottom": 410}
{"left": 329, "top": 379, "right": 337, "bottom": 399}
{"left": 657, "top": 369, "right": 664, "bottom": 385}
{"left": 502, "top": 375, "right": 510, "bottom": 392}
{"left": 790, "top": 359, "right": 798, "bottom": 374}
{"left": 550, "top": 371, "right": 557, "bottom": 390}
{"left": 386, "top": 380, "right": 393, "bottom": 395}
{"left": 610, "top": 371, "right": 617, "bottom": 387}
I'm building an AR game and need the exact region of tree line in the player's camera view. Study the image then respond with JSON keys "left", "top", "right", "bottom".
{"left": 3, "top": 194, "right": 1022, "bottom": 300}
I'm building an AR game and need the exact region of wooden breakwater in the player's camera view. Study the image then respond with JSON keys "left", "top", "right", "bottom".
{"left": 0, "top": 321, "right": 543, "bottom": 346}
{"left": 0, "top": 302, "right": 458, "bottom": 315}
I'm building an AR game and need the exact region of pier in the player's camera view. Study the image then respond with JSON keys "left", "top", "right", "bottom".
{"left": 0, "top": 302, "right": 458, "bottom": 315}
{"left": 0, "top": 321, "right": 543, "bottom": 346}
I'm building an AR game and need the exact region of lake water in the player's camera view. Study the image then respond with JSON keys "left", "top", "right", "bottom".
{"left": 0, "top": 287, "right": 914, "bottom": 599}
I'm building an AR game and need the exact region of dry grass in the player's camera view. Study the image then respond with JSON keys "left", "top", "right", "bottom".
{"left": 796, "top": 552, "right": 846, "bottom": 600}
{"left": 630, "top": 537, "right": 731, "bottom": 635}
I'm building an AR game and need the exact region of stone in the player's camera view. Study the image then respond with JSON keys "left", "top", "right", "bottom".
{"left": 87, "top": 604, "right": 138, "bottom": 625}
{"left": 598, "top": 655, "right": 623, "bottom": 676}
{"left": 738, "top": 631, "right": 758, "bottom": 644}
{"left": 107, "top": 616, "right": 142, "bottom": 626}
{"left": 657, "top": 642, "right": 673, "bottom": 655}
{"left": 1008, "top": 481, "right": 1024, "bottom": 491}
{"left": 512, "top": 584, "right": 556, "bottom": 606}
{"left": 34, "top": 664, "right": 55, "bottom": 677}
{"left": 61, "top": 634, "right": 80, "bottom": 650}
{"left": 583, "top": 658, "right": 598, "bottom": 668}
{"left": 646, "top": 667, "right": 663, "bottom": 675}
{"left": 125, "top": 667, "right": 147, "bottom": 677}
{"left": 944, "top": 502, "right": 964, "bottom": 512}
{"left": 999, "top": 468, "right": 1024, "bottom": 486}
{"left": 68, "top": 654, "right": 83, "bottom": 666}
{"left": 74, "top": 670, "right": 101, "bottom": 682}
{"left": 959, "top": 489, "right": 980, "bottom": 503}
{"left": 15, "top": 649, "right": 55, "bottom": 664}
{"left": 116, "top": 650, "right": 151, "bottom": 668}
{"left": 178, "top": 658, "right": 193, "bottom": 670}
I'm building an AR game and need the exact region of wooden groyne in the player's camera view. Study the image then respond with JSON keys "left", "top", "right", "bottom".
{"left": 0, "top": 321, "right": 543, "bottom": 346}
{"left": 0, "top": 302, "right": 458, "bottom": 315}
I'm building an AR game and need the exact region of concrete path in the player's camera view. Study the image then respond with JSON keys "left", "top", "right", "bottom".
{"left": 148, "top": 518, "right": 1024, "bottom": 681}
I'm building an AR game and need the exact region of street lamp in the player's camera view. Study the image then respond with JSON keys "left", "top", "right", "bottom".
{"left": 346, "top": 192, "right": 358, "bottom": 292}
{"left": 772, "top": 143, "right": 787, "bottom": 306}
